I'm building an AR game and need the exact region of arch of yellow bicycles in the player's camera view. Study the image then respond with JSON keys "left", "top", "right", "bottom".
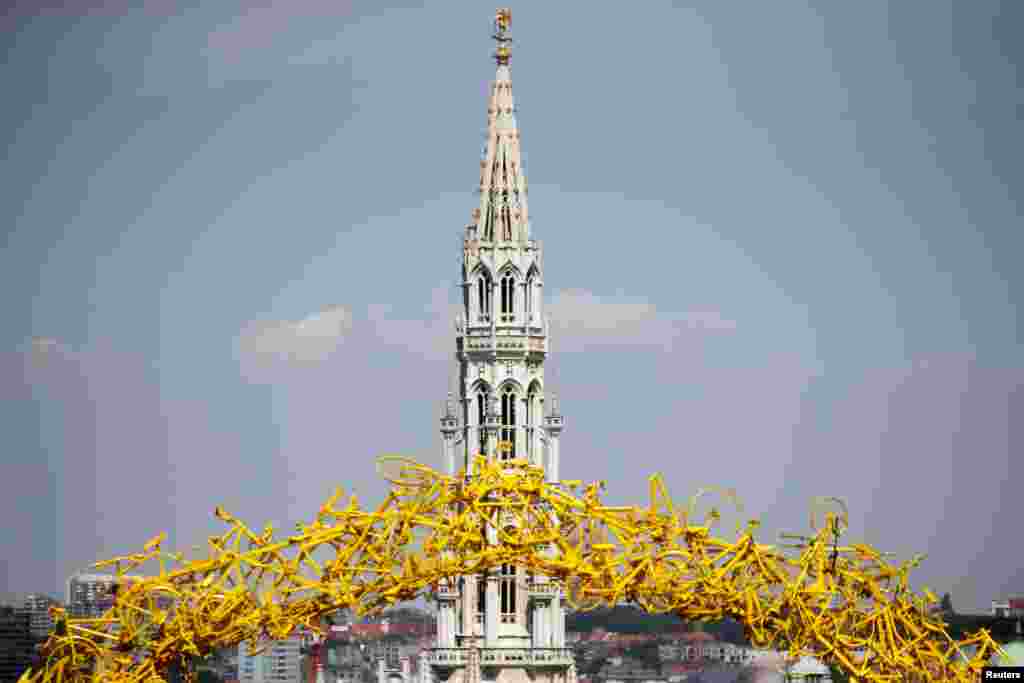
{"left": 21, "top": 455, "right": 1006, "bottom": 683}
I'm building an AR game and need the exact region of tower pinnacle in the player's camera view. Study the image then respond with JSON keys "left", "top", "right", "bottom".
{"left": 473, "top": 8, "right": 529, "bottom": 244}
{"left": 492, "top": 8, "right": 512, "bottom": 65}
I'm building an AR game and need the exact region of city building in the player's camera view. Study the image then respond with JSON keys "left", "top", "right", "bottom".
{"left": 368, "top": 639, "right": 409, "bottom": 683}
{"left": 377, "top": 654, "right": 411, "bottom": 683}
{"left": 322, "top": 640, "right": 365, "bottom": 683}
{"left": 65, "top": 573, "right": 122, "bottom": 619}
{"left": 427, "top": 9, "right": 572, "bottom": 683}
{"left": 65, "top": 573, "right": 160, "bottom": 628}
{"left": 991, "top": 596, "right": 1024, "bottom": 618}
{"left": 595, "top": 666, "right": 664, "bottom": 683}
{"left": 19, "top": 594, "right": 62, "bottom": 640}
{"left": 366, "top": 638, "right": 418, "bottom": 665}
{"left": 200, "top": 645, "right": 240, "bottom": 681}
{"left": 0, "top": 606, "right": 37, "bottom": 683}
{"left": 335, "top": 622, "right": 434, "bottom": 639}
{"left": 239, "top": 636, "right": 303, "bottom": 683}
{"left": 782, "top": 656, "right": 830, "bottom": 682}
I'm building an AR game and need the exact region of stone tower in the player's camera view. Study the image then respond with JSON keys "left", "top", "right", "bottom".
{"left": 429, "top": 9, "right": 573, "bottom": 683}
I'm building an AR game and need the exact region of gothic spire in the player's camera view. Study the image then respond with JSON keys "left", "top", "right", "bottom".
{"left": 435, "top": 13, "right": 569, "bottom": 657}
{"left": 474, "top": 8, "right": 530, "bottom": 244}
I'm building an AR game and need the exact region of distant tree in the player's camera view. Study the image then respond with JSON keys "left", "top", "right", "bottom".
{"left": 829, "top": 662, "right": 851, "bottom": 683}
{"left": 940, "top": 593, "right": 954, "bottom": 614}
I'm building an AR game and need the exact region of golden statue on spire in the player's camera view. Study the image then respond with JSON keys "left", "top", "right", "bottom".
{"left": 493, "top": 8, "right": 512, "bottom": 65}
{"left": 495, "top": 8, "right": 511, "bottom": 33}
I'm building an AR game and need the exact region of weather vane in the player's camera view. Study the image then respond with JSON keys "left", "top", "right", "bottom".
{"left": 493, "top": 8, "right": 512, "bottom": 65}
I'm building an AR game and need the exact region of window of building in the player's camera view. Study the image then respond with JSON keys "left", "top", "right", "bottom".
{"left": 499, "top": 564, "right": 516, "bottom": 623}
{"left": 501, "top": 385, "right": 517, "bottom": 460}
{"left": 526, "top": 384, "right": 540, "bottom": 459}
{"left": 477, "top": 388, "right": 489, "bottom": 455}
{"left": 476, "top": 574, "right": 487, "bottom": 623}
{"left": 500, "top": 273, "right": 515, "bottom": 323}
{"left": 525, "top": 276, "right": 533, "bottom": 321}
{"left": 478, "top": 275, "right": 492, "bottom": 322}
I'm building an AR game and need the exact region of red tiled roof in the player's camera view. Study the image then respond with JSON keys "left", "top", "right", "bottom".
{"left": 679, "top": 632, "right": 714, "bottom": 642}
{"left": 351, "top": 624, "right": 386, "bottom": 636}
{"left": 329, "top": 623, "right": 433, "bottom": 638}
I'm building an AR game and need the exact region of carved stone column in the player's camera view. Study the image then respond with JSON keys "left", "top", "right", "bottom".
{"left": 543, "top": 395, "right": 563, "bottom": 483}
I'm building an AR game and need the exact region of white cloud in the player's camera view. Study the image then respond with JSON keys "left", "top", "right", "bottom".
{"left": 361, "top": 286, "right": 735, "bottom": 356}
{"left": 236, "top": 305, "right": 352, "bottom": 379}
{"left": 234, "top": 288, "right": 733, "bottom": 376}
{"left": 546, "top": 289, "right": 736, "bottom": 352}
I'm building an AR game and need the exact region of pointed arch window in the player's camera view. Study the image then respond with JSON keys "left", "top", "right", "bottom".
{"left": 476, "top": 573, "right": 487, "bottom": 624}
{"left": 499, "top": 563, "right": 516, "bottom": 623}
{"left": 477, "top": 273, "right": 492, "bottom": 322}
{"left": 500, "top": 273, "right": 516, "bottom": 323}
{"left": 500, "top": 384, "right": 517, "bottom": 461}
{"left": 476, "top": 387, "right": 488, "bottom": 455}
{"left": 526, "top": 382, "right": 540, "bottom": 460}
{"left": 524, "top": 275, "right": 533, "bottom": 323}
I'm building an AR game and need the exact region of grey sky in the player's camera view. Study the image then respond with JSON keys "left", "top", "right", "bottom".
{"left": 1, "top": 1, "right": 1020, "bottom": 614}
